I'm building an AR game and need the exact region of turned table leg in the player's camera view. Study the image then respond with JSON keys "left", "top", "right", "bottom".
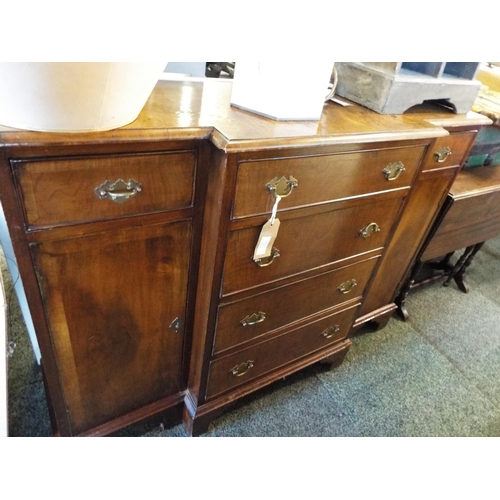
{"left": 395, "top": 260, "right": 426, "bottom": 321}
{"left": 449, "top": 242, "right": 485, "bottom": 293}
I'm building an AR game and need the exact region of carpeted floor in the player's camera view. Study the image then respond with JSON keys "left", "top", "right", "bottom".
{"left": 3, "top": 235, "right": 500, "bottom": 437}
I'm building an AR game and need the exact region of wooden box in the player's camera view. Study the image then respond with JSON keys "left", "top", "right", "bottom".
{"left": 335, "top": 62, "right": 481, "bottom": 114}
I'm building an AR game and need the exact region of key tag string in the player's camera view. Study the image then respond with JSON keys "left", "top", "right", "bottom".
{"left": 253, "top": 195, "right": 282, "bottom": 261}
{"left": 270, "top": 195, "right": 281, "bottom": 226}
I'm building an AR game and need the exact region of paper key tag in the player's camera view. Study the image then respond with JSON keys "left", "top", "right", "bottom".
{"left": 253, "top": 218, "right": 280, "bottom": 260}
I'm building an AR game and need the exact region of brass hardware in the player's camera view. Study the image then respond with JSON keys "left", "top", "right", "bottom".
{"left": 382, "top": 161, "right": 405, "bottom": 181}
{"left": 240, "top": 311, "right": 266, "bottom": 327}
{"left": 253, "top": 247, "right": 280, "bottom": 267}
{"left": 230, "top": 360, "right": 255, "bottom": 377}
{"left": 434, "top": 146, "right": 452, "bottom": 163}
{"left": 359, "top": 222, "right": 381, "bottom": 239}
{"left": 266, "top": 175, "right": 298, "bottom": 198}
{"left": 321, "top": 325, "right": 340, "bottom": 339}
{"left": 169, "top": 317, "right": 182, "bottom": 333}
{"left": 95, "top": 178, "right": 143, "bottom": 204}
{"left": 338, "top": 279, "right": 357, "bottom": 294}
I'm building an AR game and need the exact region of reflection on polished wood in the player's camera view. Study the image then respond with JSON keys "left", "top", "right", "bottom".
{"left": 0, "top": 80, "right": 458, "bottom": 149}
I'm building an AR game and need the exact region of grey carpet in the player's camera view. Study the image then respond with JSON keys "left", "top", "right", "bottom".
{"left": 3, "top": 235, "right": 500, "bottom": 437}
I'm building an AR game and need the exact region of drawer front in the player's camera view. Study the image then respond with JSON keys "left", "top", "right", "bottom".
{"left": 14, "top": 151, "right": 196, "bottom": 227}
{"left": 214, "top": 256, "right": 377, "bottom": 354}
{"left": 232, "top": 145, "right": 425, "bottom": 219}
{"left": 222, "top": 196, "right": 403, "bottom": 296}
{"left": 206, "top": 303, "right": 359, "bottom": 399}
{"left": 422, "top": 132, "right": 476, "bottom": 171}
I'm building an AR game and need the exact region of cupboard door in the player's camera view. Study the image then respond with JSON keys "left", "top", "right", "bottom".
{"left": 31, "top": 220, "right": 192, "bottom": 435}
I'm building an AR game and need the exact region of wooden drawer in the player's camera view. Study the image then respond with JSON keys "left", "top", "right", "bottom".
{"left": 232, "top": 145, "right": 425, "bottom": 219}
{"left": 206, "top": 303, "right": 359, "bottom": 399}
{"left": 422, "top": 131, "right": 476, "bottom": 171}
{"left": 222, "top": 195, "right": 403, "bottom": 296}
{"left": 13, "top": 150, "right": 196, "bottom": 228}
{"left": 214, "top": 255, "right": 378, "bottom": 354}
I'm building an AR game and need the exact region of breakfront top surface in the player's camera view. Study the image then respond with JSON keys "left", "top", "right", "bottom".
{"left": 0, "top": 79, "right": 492, "bottom": 151}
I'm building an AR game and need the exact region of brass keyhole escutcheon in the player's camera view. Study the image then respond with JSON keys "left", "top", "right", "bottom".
{"left": 338, "top": 279, "right": 357, "bottom": 294}
{"left": 230, "top": 361, "right": 255, "bottom": 377}
{"left": 359, "top": 222, "right": 381, "bottom": 239}
{"left": 382, "top": 161, "right": 405, "bottom": 181}
{"left": 169, "top": 317, "right": 182, "bottom": 333}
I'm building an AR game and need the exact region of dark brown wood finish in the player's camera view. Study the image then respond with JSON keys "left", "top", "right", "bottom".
{"left": 206, "top": 303, "right": 360, "bottom": 400}
{"left": 222, "top": 195, "right": 404, "bottom": 296}
{"left": 1, "top": 137, "right": 209, "bottom": 436}
{"left": 214, "top": 256, "right": 378, "bottom": 355}
{"left": 0, "top": 80, "right": 491, "bottom": 436}
{"left": 395, "top": 165, "right": 500, "bottom": 320}
{"left": 355, "top": 124, "right": 480, "bottom": 328}
{"left": 185, "top": 141, "right": 436, "bottom": 433}
{"left": 231, "top": 145, "right": 425, "bottom": 219}
{"left": 14, "top": 151, "right": 196, "bottom": 228}
{"left": 421, "top": 167, "right": 500, "bottom": 260}
{"left": 31, "top": 220, "right": 191, "bottom": 435}
{"left": 356, "top": 166, "right": 460, "bottom": 324}
{"left": 420, "top": 131, "right": 477, "bottom": 171}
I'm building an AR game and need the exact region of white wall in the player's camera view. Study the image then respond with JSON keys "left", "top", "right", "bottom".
{"left": 0, "top": 203, "right": 41, "bottom": 364}
{"left": 164, "top": 62, "right": 206, "bottom": 77}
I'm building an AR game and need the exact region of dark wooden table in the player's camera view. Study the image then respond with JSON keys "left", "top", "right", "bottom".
{"left": 396, "top": 165, "right": 500, "bottom": 320}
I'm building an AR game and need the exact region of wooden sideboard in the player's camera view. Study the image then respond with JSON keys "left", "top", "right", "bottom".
{"left": 0, "top": 80, "right": 490, "bottom": 436}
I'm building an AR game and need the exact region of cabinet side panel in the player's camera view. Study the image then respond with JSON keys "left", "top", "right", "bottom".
{"left": 357, "top": 167, "right": 458, "bottom": 319}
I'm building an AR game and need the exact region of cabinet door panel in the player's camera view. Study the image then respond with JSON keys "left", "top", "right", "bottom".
{"left": 31, "top": 220, "right": 191, "bottom": 435}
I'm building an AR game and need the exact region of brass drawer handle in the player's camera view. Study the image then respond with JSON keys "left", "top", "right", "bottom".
{"left": 338, "top": 279, "right": 357, "bottom": 294}
{"left": 266, "top": 175, "right": 298, "bottom": 198}
{"left": 382, "top": 161, "right": 405, "bottom": 181}
{"left": 359, "top": 222, "right": 381, "bottom": 239}
{"left": 434, "top": 146, "right": 452, "bottom": 163}
{"left": 230, "top": 360, "right": 255, "bottom": 377}
{"left": 95, "top": 178, "right": 143, "bottom": 204}
{"left": 240, "top": 311, "right": 266, "bottom": 327}
{"left": 321, "top": 325, "right": 340, "bottom": 339}
{"left": 253, "top": 247, "right": 280, "bottom": 267}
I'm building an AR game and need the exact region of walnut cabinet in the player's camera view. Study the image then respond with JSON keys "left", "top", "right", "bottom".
{"left": 0, "top": 80, "right": 490, "bottom": 436}
{"left": 1, "top": 139, "right": 209, "bottom": 436}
